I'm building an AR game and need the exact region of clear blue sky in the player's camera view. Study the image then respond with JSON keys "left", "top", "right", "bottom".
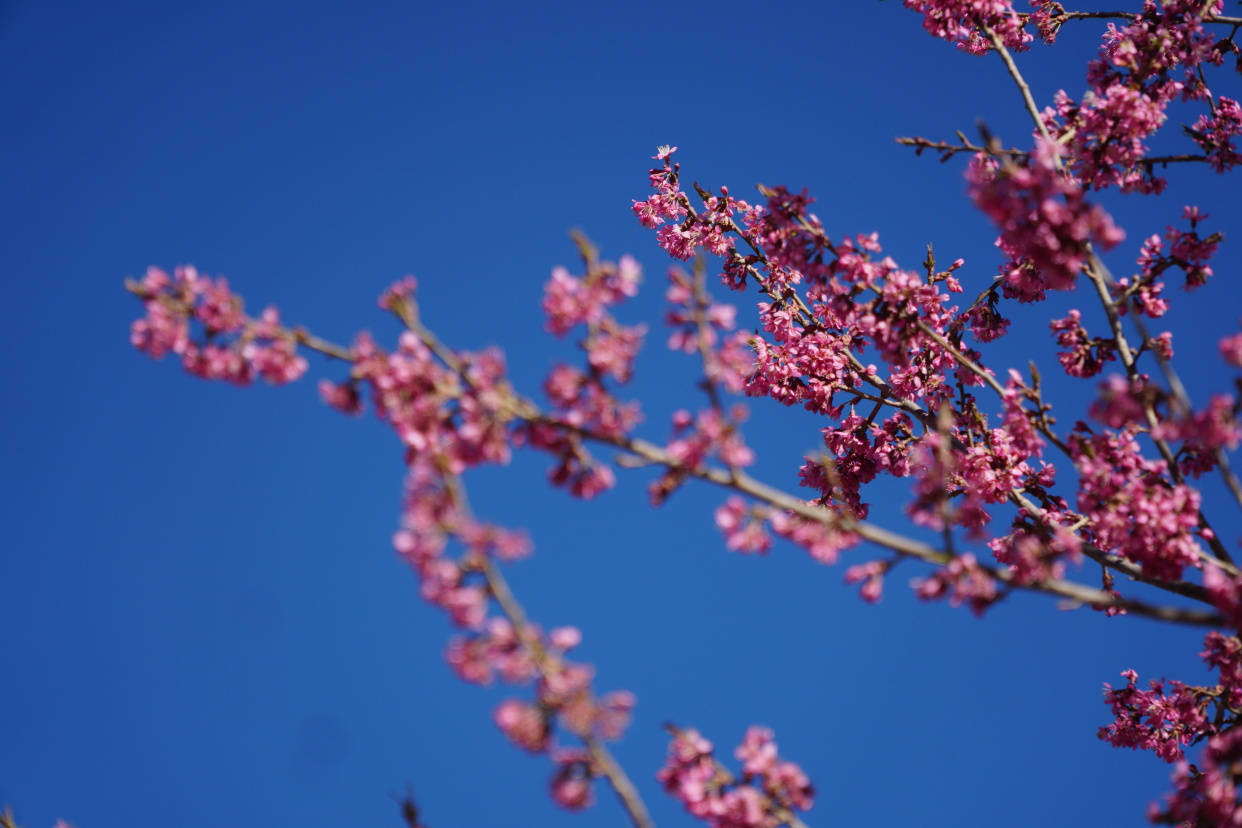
{"left": 3, "top": 1, "right": 1240, "bottom": 826}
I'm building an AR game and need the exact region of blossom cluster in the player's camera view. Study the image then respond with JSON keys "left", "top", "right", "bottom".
{"left": 664, "top": 265, "right": 754, "bottom": 394}
{"left": 1222, "top": 329, "right": 1242, "bottom": 368}
{"left": 1100, "top": 669, "right": 1208, "bottom": 763}
{"left": 129, "top": 265, "right": 308, "bottom": 385}
{"left": 349, "top": 280, "right": 638, "bottom": 811}
{"left": 1089, "top": 375, "right": 1240, "bottom": 480}
{"left": 1049, "top": 309, "right": 1116, "bottom": 377}
{"left": 1190, "top": 96, "right": 1242, "bottom": 172}
{"left": 634, "top": 146, "right": 744, "bottom": 262}
{"left": 713, "top": 493, "right": 862, "bottom": 567}
{"left": 657, "top": 726, "right": 813, "bottom": 828}
{"left": 1114, "top": 206, "right": 1219, "bottom": 323}
{"left": 1101, "top": 631, "right": 1242, "bottom": 825}
{"left": 1161, "top": 728, "right": 1242, "bottom": 826}
{"left": 1042, "top": 0, "right": 1228, "bottom": 193}
{"left": 523, "top": 245, "right": 646, "bottom": 499}
{"left": 902, "top": 0, "right": 1032, "bottom": 56}
{"left": 967, "top": 139, "right": 1124, "bottom": 294}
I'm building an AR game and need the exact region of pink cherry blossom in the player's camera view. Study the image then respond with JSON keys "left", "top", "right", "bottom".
{"left": 659, "top": 726, "right": 813, "bottom": 827}
{"left": 968, "top": 139, "right": 1124, "bottom": 292}
{"left": 494, "top": 698, "right": 549, "bottom": 752}
{"left": 903, "top": 0, "right": 1032, "bottom": 56}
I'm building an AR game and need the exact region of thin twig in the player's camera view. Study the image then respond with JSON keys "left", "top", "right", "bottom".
{"left": 982, "top": 26, "right": 1055, "bottom": 145}
{"left": 689, "top": 256, "right": 742, "bottom": 483}
{"left": 1129, "top": 311, "right": 1242, "bottom": 516}
{"left": 440, "top": 472, "right": 655, "bottom": 828}
{"left": 1023, "top": 9, "right": 1242, "bottom": 26}
{"left": 896, "top": 135, "right": 1209, "bottom": 167}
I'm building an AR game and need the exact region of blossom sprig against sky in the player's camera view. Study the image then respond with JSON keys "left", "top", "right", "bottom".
{"left": 130, "top": 265, "right": 309, "bottom": 386}
{"left": 134, "top": 262, "right": 660, "bottom": 825}
{"left": 123, "top": 0, "right": 1242, "bottom": 813}
{"left": 904, "top": 0, "right": 1034, "bottom": 55}
{"left": 657, "top": 726, "right": 813, "bottom": 828}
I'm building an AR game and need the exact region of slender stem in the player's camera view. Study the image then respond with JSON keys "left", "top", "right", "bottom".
{"left": 1030, "top": 10, "right": 1242, "bottom": 26}
{"left": 1128, "top": 311, "right": 1242, "bottom": 516}
{"left": 983, "top": 26, "right": 1055, "bottom": 144}
{"left": 293, "top": 327, "right": 355, "bottom": 362}
{"left": 897, "top": 135, "right": 1209, "bottom": 167}
{"left": 916, "top": 318, "right": 1006, "bottom": 397}
{"left": 482, "top": 552, "right": 654, "bottom": 828}
{"left": 689, "top": 256, "right": 743, "bottom": 483}
{"left": 1215, "top": 451, "right": 1242, "bottom": 514}
{"left": 692, "top": 258, "right": 728, "bottom": 416}
{"left": 440, "top": 473, "right": 656, "bottom": 828}
{"left": 897, "top": 134, "right": 1025, "bottom": 159}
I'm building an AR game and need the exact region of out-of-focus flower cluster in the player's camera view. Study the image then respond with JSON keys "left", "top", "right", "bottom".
{"left": 968, "top": 139, "right": 1124, "bottom": 296}
{"left": 358, "top": 277, "right": 637, "bottom": 812}
{"left": 658, "top": 726, "right": 813, "bottom": 828}
{"left": 521, "top": 243, "right": 646, "bottom": 500}
{"left": 130, "top": 265, "right": 308, "bottom": 385}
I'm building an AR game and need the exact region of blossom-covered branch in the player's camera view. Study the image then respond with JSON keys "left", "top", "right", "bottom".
{"left": 128, "top": 267, "right": 654, "bottom": 827}
{"left": 980, "top": 7, "right": 1240, "bottom": 565}
{"left": 127, "top": 262, "right": 1227, "bottom": 625}
{"left": 123, "top": 1, "right": 1242, "bottom": 824}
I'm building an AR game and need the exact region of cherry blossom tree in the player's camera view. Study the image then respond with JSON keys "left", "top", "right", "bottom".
{"left": 112, "top": 1, "right": 1242, "bottom": 826}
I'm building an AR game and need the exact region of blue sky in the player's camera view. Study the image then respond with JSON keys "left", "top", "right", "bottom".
{"left": 3, "top": 1, "right": 1240, "bottom": 826}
